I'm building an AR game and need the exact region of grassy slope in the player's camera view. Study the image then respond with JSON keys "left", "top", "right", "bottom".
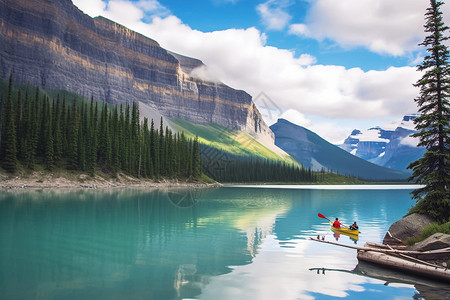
{"left": 169, "top": 118, "right": 299, "bottom": 165}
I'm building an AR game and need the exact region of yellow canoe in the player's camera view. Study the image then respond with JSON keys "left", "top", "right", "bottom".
{"left": 330, "top": 222, "right": 359, "bottom": 235}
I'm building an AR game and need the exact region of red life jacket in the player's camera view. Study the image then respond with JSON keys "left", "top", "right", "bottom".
{"left": 333, "top": 220, "right": 341, "bottom": 228}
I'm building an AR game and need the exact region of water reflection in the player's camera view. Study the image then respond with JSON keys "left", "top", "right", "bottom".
{"left": 310, "top": 261, "right": 450, "bottom": 299}
{"left": 0, "top": 187, "right": 448, "bottom": 299}
{"left": 0, "top": 188, "right": 289, "bottom": 299}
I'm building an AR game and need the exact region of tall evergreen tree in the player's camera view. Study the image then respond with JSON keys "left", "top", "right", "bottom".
{"left": 44, "top": 97, "right": 54, "bottom": 170}
{"left": 19, "top": 88, "right": 31, "bottom": 161}
{"left": 67, "top": 100, "right": 79, "bottom": 170}
{"left": 408, "top": 0, "right": 450, "bottom": 222}
{"left": 0, "top": 75, "right": 17, "bottom": 172}
{"left": 77, "top": 102, "right": 87, "bottom": 170}
{"left": 53, "top": 95, "right": 63, "bottom": 162}
{"left": 98, "top": 103, "right": 111, "bottom": 168}
{"left": 110, "top": 105, "right": 120, "bottom": 176}
{"left": 15, "top": 90, "right": 22, "bottom": 160}
{"left": 26, "top": 87, "right": 40, "bottom": 169}
{"left": 192, "top": 136, "right": 201, "bottom": 179}
{"left": 123, "top": 104, "right": 131, "bottom": 172}
{"left": 159, "top": 117, "right": 165, "bottom": 175}
{"left": 150, "top": 119, "right": 158, "bottom": 177}
{"left": 131, "top": 102, "right": 140, "bottom": 176}
{"left": 61, "top": 95, "right": 68, "bottom": 156}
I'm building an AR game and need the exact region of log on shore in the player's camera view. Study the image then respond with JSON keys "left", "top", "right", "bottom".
{"left": 309, "top": 238, "right": 450, "bottom": 256}
{"left": 309, "top": 238, "right": 450, "bottom": 257}
{"left": 364, "top": 241, "right": 450, "bottom": 261}
{"left": 364, "top": 242, "right": 407, "bottom": 250}
{"left": 357, "top": 250, "right": 450, "bottom": 282}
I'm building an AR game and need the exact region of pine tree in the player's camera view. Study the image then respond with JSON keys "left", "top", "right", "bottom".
{"left": 192, "top": 136, "right": 201, "bottom": 179}
{"left": 26, "top": 87, "right": 40, "bottom": 169}
{"left": 119, "top": 105, "right": 127, "bottom": 171}
{"left": 44, "top": 97, "right": 54, "bottom": 170}
{"left": 98, "top": 103, "right": 111, "bottom": 169}
{"left": 110, "top": 105, "right": 119, "bottom": 176}
{"left": 19, "top": 88, "right": 30, "bottom": 162}
{"left": 141, "top": 118, "right": 151, "bottom": 177}
{"left": 150, "top": 119, "right": 158, "bottom": 177}
{"left": 123, "top": 104, "right": 131, "bottom": 172}
{"left": 77, "top": 102, "right": 87, "bottom": 171}
{"left": 131, "top": 102, "right": 140, "bottom": 176}
{"left": 67, "top": 100, "right": 79, "bottom": 170}
{"left": 408, "top": 0, "right": 450, "bottom": 222}
{"left": 53, "top": 95, "right": 63, "bottom": 162}
{"left": 0, "top": 75, "right": 17, "bottom": 172}
{"left": 61, "top": 95, "right": 68, "bottom": 156}
{"left": 159, "top": 117, "right": 165, "bottom": 175}
{"left": 15, "top": 90, "right": 22, "bottom": 160}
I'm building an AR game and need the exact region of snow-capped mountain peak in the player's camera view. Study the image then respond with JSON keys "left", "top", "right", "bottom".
{"left": 339, "top": 114, "right": 425, "bottom": 173}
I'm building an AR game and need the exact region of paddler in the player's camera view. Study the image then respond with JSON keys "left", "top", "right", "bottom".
{"left": 332, "top": 218, "right": 341, "bottom": 228}
{"left": 349, "top": 222, "right": 358, "bottom": 230}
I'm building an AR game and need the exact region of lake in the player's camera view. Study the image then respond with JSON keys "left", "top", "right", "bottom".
{"left": 1, "top": 186, "right": 449, "bottom": 300}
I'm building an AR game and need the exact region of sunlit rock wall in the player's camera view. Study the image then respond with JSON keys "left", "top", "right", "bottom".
{"left": 0, "top": 0, "right": 273, "bottom": 141}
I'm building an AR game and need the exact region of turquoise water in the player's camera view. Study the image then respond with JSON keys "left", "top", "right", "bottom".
{"left": 1, "top": 186, "right": 449, "bottom": 300}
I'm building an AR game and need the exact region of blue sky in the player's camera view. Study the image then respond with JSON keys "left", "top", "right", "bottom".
{"left": 72, "top": 0, "right": 445, "bottom": 143}
{"left": 155, "top": 0, "right": 414, "bottom": 71}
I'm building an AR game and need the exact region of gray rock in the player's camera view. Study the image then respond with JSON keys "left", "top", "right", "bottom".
{"left": 0, "top": 0, "right": 272, "bottom": 141}
{"left": 383, "top": 213, "right": 435, "bottom": 245}
{"left": 409, "top": 233, "right": 450, "bottom": 251}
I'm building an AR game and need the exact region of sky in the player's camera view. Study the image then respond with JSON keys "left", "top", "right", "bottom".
{"left": 71, "top": 0, "right": 448, "bottom": 144}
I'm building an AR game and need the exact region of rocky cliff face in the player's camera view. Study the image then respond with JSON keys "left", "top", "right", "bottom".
{"left": 0, "top": 0, "right": 272, "bottom": 140}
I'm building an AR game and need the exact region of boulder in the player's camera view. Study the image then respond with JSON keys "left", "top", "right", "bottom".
{"left": 409, "top": 233, "right": 450, "bottom": 251}
{"left": 383, "top": 213, "right": 435, "bottom": 245}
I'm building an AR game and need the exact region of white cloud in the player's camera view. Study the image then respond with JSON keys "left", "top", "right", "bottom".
{"left": 400, "top": 135, "right": 420, "bottom": 147}
{"left": 72, "top": 0, "right": 422, "bottom": 144}
{"left": 72, "top": 0, "right": 106, "bottom": 17}
{"left": 190, "top": 65, "right": 221, "bottom": 83}
{"left": 308, "top": 121, "right": 353, "bottom": 145}
{"left": 257, "top": 0, "right": 292, "bottom": 30}
{"left": 277, "top": 109, "right": 353, "bottom": 144}
{"left": 105, "top": 1, "right": 146, "bottom": 24}
{"left": 279, "top": 109, "right": 312, "bottom": 127}
{"left": 73, "top": 0, "right": 169, "bottom": 19}
{"left": 290, "top": 0, "right": 429, "bottom": 56}
{"left": 212, "top": 0, "right": 241, "bottom": 4}
{"left": 288, "top": 23, "right": 309, "bottom": 36}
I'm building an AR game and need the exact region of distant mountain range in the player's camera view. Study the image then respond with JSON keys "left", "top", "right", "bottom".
{"left": 339, "top": 114, "right": 425, "bottom": 173}
{"left": 270, "top": 119, "right": 409, "bottom": 181}
{"left": 0, "top": 0, "right": 423, "bottom": 182}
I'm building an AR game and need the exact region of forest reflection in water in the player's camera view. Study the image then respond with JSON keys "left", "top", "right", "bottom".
{"left": 0, "top": 186, "right": 448, "bottom": 299}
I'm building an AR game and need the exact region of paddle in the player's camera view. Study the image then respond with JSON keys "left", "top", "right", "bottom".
{"left": 318, "top": 213, "right": 332, "bottom": 223}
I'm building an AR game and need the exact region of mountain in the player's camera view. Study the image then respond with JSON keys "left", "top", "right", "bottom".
{"left": 0, "top": 0, "right": 272, "bottom": 143}
{"left": 339, "top": 114, "right": 426, "bottom": 173}
{"left": 270, "top": 119, "right": 409, "bottom": 181}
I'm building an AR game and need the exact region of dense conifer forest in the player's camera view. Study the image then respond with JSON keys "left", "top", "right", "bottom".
{"left": 200, "top": 145, "right": 316, "bottom": 183}
{"left": 0, "top": 76, "right": 318, "bottom": 183}
{"left": 0, "top": 76, "right": 202, "bottom": 179}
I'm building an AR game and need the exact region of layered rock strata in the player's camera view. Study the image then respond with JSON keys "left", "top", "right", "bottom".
{"left": 0, "top": 0, "right": 273, "bottom": 140}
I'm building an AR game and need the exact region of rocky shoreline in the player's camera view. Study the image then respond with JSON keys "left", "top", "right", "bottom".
{"left": 382, "top": 213, "right": 450, "bottom": 266}
{"left": 0, "top": 171, "right": 221, "bottom": 190}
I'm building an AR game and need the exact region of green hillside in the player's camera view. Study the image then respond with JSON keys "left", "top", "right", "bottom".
{"left": 168, "top": 118, "right": 298, "bottom": 165}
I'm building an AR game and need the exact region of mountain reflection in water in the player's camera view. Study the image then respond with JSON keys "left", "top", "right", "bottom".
{"left": 1, "top": 186, "right": 448, "bottom": 299}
